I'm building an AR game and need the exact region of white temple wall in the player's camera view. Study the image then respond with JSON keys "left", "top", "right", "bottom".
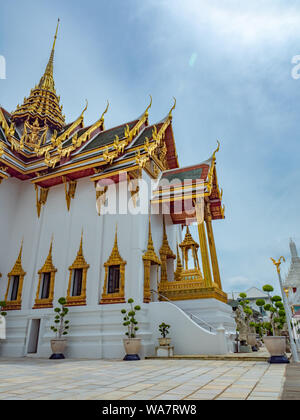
{"left": 0, "top": 173, "right": 181, "bottom": 308}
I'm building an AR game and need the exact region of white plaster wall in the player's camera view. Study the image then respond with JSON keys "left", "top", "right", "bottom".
{"left": 148, "top": 302, "right": 228, "bottom": 355}
{"left": 0, "top": 171, "right": 223, "bottom": 359}
{"left": 175, "top": 299, "right": 236, "bottom": 334}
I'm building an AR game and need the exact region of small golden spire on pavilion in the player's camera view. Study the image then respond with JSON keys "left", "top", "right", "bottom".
{"left": 159, "top": 216, "right": 176, "bottom": 259}
{"left": 143, "top": 216, "right": 161, "bottom": 265}
{"left": 174, "top": 244, "right": 183, "bottom": 281}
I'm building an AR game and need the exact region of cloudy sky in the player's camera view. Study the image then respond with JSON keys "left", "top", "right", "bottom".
{"left": 1, "top": 0, "right": 300, "bottom": 294}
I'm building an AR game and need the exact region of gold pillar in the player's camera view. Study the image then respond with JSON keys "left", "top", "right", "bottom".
{"left": 197, "top": 222, "right": 212, "bottom": 288}
{"left": 205, "top": 218, "right": 222, "bottom": 290}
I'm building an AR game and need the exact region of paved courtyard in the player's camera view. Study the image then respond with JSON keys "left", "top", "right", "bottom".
{"left": 0, "top": 358, "right": 287, "bottom": 400}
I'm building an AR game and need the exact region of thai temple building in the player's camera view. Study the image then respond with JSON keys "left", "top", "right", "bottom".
{"left": 0, "top": 21, "right": 235, "bottom": 358}
{"left": 284, "top": 239, "right": 300, "bottom": 314}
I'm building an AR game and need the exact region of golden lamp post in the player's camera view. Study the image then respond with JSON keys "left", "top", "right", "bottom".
{"left": 271, "top": 256, "right": 299, "bottom": 363}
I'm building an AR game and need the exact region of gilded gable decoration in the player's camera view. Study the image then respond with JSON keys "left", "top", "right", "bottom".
{"left": 66, "top": 231, "right": 90, "bottom": 306}
{"left": 63, "top": 176, "right": 77, "bottom": 211}
{"left": 35, "top": 185, "right": 49, "bottom": 218}
{"left": 33, "top": 237, "right": 57, "bottom": 309}
{"left": 100, "top": 226, "right": 127, "bottom": 304}
{"left": 5, "top": 240, "right": 26, "bottom": 310}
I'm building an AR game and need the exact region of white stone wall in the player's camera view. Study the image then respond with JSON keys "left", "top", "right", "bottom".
{"left": 0, "top": 173, "right": 231, "bottom": 358}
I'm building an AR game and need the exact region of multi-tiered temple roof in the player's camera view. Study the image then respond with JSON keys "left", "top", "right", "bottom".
{"left": 0, "top": 20, "right": 179, "bottom": 190}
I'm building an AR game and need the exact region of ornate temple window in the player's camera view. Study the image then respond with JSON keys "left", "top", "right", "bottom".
{"left": 5, "top": 242, "right": 26, "bottom": 310}
{"left": 143, "top": 217, "right": 161, "bottom": 303}
{"left": 33, "top": 239, "right": 57, "bottom": 309}
{"left": 66, "top": 233, "right": 89, "bottom": 306}
{"left": 100, "top": 227, "right": 126, "bottom": 304}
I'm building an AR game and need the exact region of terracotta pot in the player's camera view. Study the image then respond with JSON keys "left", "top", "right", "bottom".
{"left": 263, "top": 336, "right": 286, "bottom": 356}
{"left": 50, "top": 338, "right": 67, "bottom": 355}
{"left": 247, "top": 333, "right": 257, "bottom": 347}
{"left": 123, "top": 338, "right": 141, "bottom": 355}
{"left": 158, "top": 337, "right": 171, "bottom": 346}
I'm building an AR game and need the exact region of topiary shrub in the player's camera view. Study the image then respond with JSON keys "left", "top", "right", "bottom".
{"left": 255, "top": 286, "right": 286, "bottom": 336}
{"left": 121, "top": 298, "right": 141, "bottom": 338}
{"left": 50, "top": 297, "right": 69, "bottom": 339}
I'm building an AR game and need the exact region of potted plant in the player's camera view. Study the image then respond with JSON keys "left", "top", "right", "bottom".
{"left": 158, "top": 322, "right": 171, "bottom": 346}
{"left": 256, "top": 285, "right": 288, "bottom": 363}
{"left": 49, "top": 297, "right": 69, "bottom": 359}
{"left": 121, "top": 298, "right": 141, "bottom": 360}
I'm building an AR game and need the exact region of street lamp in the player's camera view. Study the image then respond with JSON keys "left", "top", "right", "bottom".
{"left": 271, "top": 256, "right": 299, "bottom": 363}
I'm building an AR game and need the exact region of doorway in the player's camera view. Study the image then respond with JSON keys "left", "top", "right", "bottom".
{"left": 27, "top": 319, "right": 41, "bottom": 354}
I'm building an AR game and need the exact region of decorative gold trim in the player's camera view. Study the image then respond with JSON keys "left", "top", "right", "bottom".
{"left": 271, "top": 256, "right": 285, "bottom": 274}
{"left": 100, "top": 226, "right": 127, "bottom": 304}
{"left": 66, "top": 231, "right": 90, "bottom": 306}
{"left": 63, "top": 176, "right": 77, "bottom": 211}
{"left": 5, "top": 240, "right": 26, "bottom": 310}
{"left": 33, "top": 237, "right": 57, "bottom": 309}
{"left": 95, "top": 183, "right": 108, "bottom": 216}
{"left": 35, "top": 184, "right": 49, "bottom": 217}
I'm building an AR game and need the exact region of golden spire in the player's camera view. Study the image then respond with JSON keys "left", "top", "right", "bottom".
{"left": 9, "top": 239, "right": 26, "bottom": 275}
{"left": 39, "top": 18, "right": 60, "bottom": 92}
{"left": 11, "top": 19, "right": 65, "bottom": 132}
{"left": 105, "top": 224, "right": 126, "bottom": 266}
{"left": 143, "top": 216, "right": 161, "bottom": 265}
{"left": 174, "top": 244, "right": 183, "bottom": 281}
{"left": 179, "top": 225, "right": 199, "bottom": 249}
{"left": 69, "top": 230, "right": 89, "bottom": 269}
{"left": 159, "top": 216, "right": 176, "bottom": 259}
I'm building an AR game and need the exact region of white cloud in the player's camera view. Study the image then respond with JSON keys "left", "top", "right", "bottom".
{"left": 225, "top": 275, "right": 251, "bottom": 291}
{"left": 156, "top": 0, "right": 300, "bottom": 47}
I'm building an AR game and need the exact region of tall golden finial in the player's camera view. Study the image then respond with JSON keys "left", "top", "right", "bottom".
{"left": 168, "top": 97, "right": 176, "bottom": 119}
{"left": 78, "top": 229, "right": 84, "bottom": 256}
{"left": 271, "top": 256, "right": 285, "bottom": 274}
{"left": 39, "top": 18, "right": 60, "bottom": 92}
{"left": 17, "top": 238, "right": 24, "bottom": 263}
{"left": 144, "top": 95, "right": 152, "bottom": 117}
{"left": 212, "top": 140, "right": 220, "bottom": 161}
